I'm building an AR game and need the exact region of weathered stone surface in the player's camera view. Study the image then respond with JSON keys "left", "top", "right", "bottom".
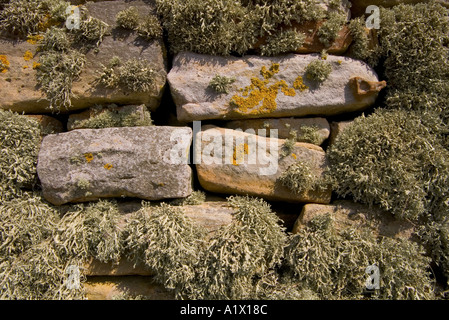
{"left": 195, "top": 125, "right": 331, "bottom": 204}
{"left": 84, "top": 276, "right": 175, "bottom": 300}
{"left": 224, "top": 117, "right": 330, "bottom": 146}
{"left": 292, "top": 200, "right": 416, "bottom": 241}
{"left": 37, "top": 126, "right": 193, "bottom": 205}
{"left": 168, "top": 52, "right": 383, "bottom": 122}
{"left": 25, "top": 115, "right": 64, "bottom": 134}
{"left": 0, "top": 0, "right": 166, "bottom": 114}
{"left": 329, "top": 120, "right": 354, "bottom": 145}
{"left": 67, "top": 104, "right": 151, "bottom": 131}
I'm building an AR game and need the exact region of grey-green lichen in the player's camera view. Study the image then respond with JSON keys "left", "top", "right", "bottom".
{"left": 305, "top": 59, "right": 332, "bottom": 83}
{"left": 278, "top": 161, "right": 324, "bottom": 194}
{"left": 0, "top": 110, "right": 42, "bottom": 201}
{"left": 95, "top": 57, "right": 156, "bottom": 92}
{"left": 35, "top": 50, "right": 86, "bottom": 111}
{"left": 317, "top": 11, "right": 346, "bottom": 47}
{"left": 70, "top": 104, "right": 153, "bottom": 129}
{"left": 208, "top": 75, "right": 236, "bottom": 94}
{"left": 285, "top": 213, "right": 435, "bottom": 300}
{"left": 116, "top": 7, "right": 163, "bottom": 41}
{"left": 260, "top": 29, "right": 306, "bottom": 56}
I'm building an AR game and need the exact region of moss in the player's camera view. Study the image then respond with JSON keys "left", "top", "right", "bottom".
{"left": 35, "top": 50, "right": 86, "bottom": 111}
{"left": 208, "top": 74, "right": 235, "bottom": 94}
{"left": 260, "top": 29, "right": 306, "bottom": 56}
{"left": 284, "top": 213, "right": 435, "bottom": 300}
{"left": 317, "top": 11, "right": 346, "bottom": 47}
{"left": 305, "top": 59, "right": 332, "bottom": 83}
{"left": 327, "top": 108, "right": 449, "bottom": 222}
{"left": 0, "top": 110, "right": 42, "bottom": 201}
{"left": 116, "top": 6, "right": 140, "bottom": 30}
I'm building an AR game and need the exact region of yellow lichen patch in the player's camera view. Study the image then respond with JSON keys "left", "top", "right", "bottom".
{"left": 232, "top": 143, "right": 249, "bottom": 166}
{"left": 291, "top": 153, "right": 297, "bottom": 159}
{"left": 23, "top": 65, "right": 29, "bottom": 69}
{"left": 32, "top": 62, "right": 41, "bottom": 69}
{"left": 230, "top": 63, "right": 297, "bottom": 115}
{"left": 0, "top": 55, "right": 10, "bottom": 73}
{"left": 293, "top": 76, "right": 308, "bottom": 92}
{"left": 27, "top": 34, "right": 44, "bottom": 45}
{"left": 23, "top": 50, "right": 33, "bottom": 61}
{"left": 337, "top": 60, "right": 343, "bottom": 65}
{"left": 84, "top": 153, "right": 94, "bottom": 163}
{"left": 104, "top": 163, "right": 113, "bottom": 170}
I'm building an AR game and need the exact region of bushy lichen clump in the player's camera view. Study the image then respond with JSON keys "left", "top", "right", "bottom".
{"left": 116, "top": 6, "right": 163, "bottom": 41}
{"left": 35, "top": 51, "right": 86, "bottom": 111}
{"left": 278, "top": 161, "right": 325, "bottom": 194}
{"left": 71, "top": 104, "right": 153, "bottom": 129}
{"left": 305, "top": 59, "right": 332, "bottom": 83}
{"left": 348, "top": 17, "right": 379, "bottom": 66}
{"left": 0, "top": 110, "right": 42, "bottom": 201}
{"left": 208, "top": 75, "right": 235, "bottom": 94}
{"left": 285, "top": 213, "right": 435, "bottom": 300}
{"left": 95, "top": 57, "right": 156, "bottom": 92}
{"left": 155, "top": 0, "right": 348, "bottom": 56}
{"left": 260, "top": 29, "right": 306, "bottom": 56}
{"left": 0, "top": 0, "right": 69, "bottom": 37}
{"left": 317, "top": 11, "right": 346, "bottom": 47}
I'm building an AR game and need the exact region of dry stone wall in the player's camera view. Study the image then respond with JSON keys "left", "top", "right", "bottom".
{"left": 1, "top": 0, "right": 441, "bottom": 300}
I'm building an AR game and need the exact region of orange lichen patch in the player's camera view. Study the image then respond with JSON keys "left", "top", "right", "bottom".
{"left": 23, "top": 65, "right": 29, "bottom": 69}
{"left": 291, "top": 153, "right": 297, "bottom": 159}
{"left": 293, "top": 76, "right": 308, "bottom": 92}
{"left": 232, "top": 143, "right": 249, "bottom": 166}
{"left": 337, "top": 60, "right": 343, "bottom": 65}
{"left": 32, "top": 62, "right": 41, "bottom": 69}
{"left": 23, "top": 50, "right": 33, "bottom": 61}
{"left": 104, "top": 163, "right": 113, "bottom": 170}
{"left": 84, "top": 153, "right": 94, "bottom": 163}
{"left": 231, "top": 63, "right": 297, "bottom": 115}
{"left": 27, "top": 34, "right": 44, "bottom": 45}
{"left": 0, "top": 55, "right": 10, "bottom": 73}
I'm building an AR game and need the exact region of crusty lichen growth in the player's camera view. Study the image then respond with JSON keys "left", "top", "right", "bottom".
{"left": 305, "top": 59, "right": 332, "bottom": 83}
{"left": 260, "top": 29, "right": 306, "bottom": 56}
{"left": 35, "top": 50, "right": 86, "bottom": 111}
{"left": 230, "top": 63, "right": 297, "bottom": 115}
{"left": 285, "top": 213, "right": 435, "bottom": 300}
{"left": 208, "top": 74, "right": 235, "bottom": 94}
{"left": 0, "top": 54, "right": 10, "bottom": 73}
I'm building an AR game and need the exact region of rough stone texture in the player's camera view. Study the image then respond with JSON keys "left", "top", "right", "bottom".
{"left": 67, "top": 104, "right": 150, "bottom": 131}
{"left": 37, "top": 126, "right": 193, "bottom": 205}
{"left": 168, "top": 52, "right": 383, "bottom": 122}
{"left": 195, "top": 125, "right": 331, "bottom": 204}
{"left": 84, "top": 276, "right": 175, "bottom": 300}
{"left": 329, "top": 120, "right": 354, "bottom": 145}
{"left": 224, "top": 117, "right": 330, "bottom": 146}
{"left": 350, "top": 0, "right": 449, "bottom": 17}
{"left": 25, "top": 115, "right": 64, "bottom": 134}
{"left": 0, "top": 0, "right": 166, "bottom": 114}
{"left": 292, "top": 200, "right": 416, "bottom": 241}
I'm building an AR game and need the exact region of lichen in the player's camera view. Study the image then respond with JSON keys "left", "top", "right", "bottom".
{"left": 0, "top": 55, "right": 9, "bottom": 73}
{"left": 116, "top": 6, "right": 140, "bottom": 30}
{"left": 208, "top": 74, "right": 235, "bottom": 94}
{"left": 230, "top": 63, "right": 297, "bottom": 115}
{"left": 260, "top": 29, "right": 306, "bottom": 56}
{"left": 305, "top": 59, "right": 332, "bottom": 83}
{"left": 278, "top": 161, "right": 326, "bottom": 194}
{"left": 23, "top": 50, "right": 33, "bottom": 61}
{"left": 317, "top": 11, "right": 346, "bottom": 47}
